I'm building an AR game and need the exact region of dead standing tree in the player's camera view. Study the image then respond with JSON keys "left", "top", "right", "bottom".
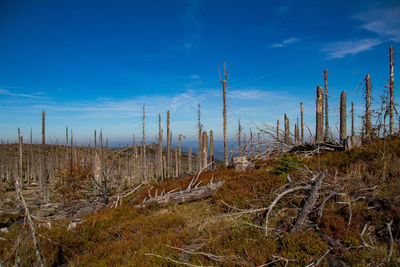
{"left": 219, "top": 60, "right": 229, "bottom": 166}
{"left": 167, "top": 110, "right": 171, "bottom": 178}
{"left": 197, "top": 104, "right": 202, "bottom": 171}
{"left": 284, "top": 114, "right": 290, "bottom": 144}
{"left": 142, "top": 104, "right": 146, "bottom": 182}
{"left": 316, "top": 86, "right": 324, "bottom": 143}
{"left": 365, "top": 74, "right": 372, "bottom": 139}
{"left": 389, "top": 46, "right": 394, "bottom": 135}
{"left": 158, "top": 113, "right": 163, "bottom": 180}
{"left": 41, "top": 110, "right": 48, "bottom": 202}
{"left": 340, "top": 91, "right": 347, "bottom": 142}
{"left": 300, "top": 102, "right": 304, "bottom": 143}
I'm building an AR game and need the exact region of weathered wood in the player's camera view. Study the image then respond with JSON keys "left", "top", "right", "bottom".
{"left": 291, "top": 173, "right": 324, "bottom": 233}
{"left": 389, "top": 46, "right": 394, "bottom": 135}
{"left": 365, "top": 74, "right": 372, "bottom": 139}
{"left": 340, "top": 91, "right": 347, "bottom": 142}
{"left": 316, "top": 86, "right": 324, "bottom": 142}
{"left": 136, "top": 180, "right": 225, "bottom": 208}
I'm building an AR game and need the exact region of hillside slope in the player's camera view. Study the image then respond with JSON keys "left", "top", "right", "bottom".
{"left": 1, "top": 138, "right": 400, "bottom": 266}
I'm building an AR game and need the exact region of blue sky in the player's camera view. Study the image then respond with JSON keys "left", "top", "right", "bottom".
{"left": 0, "top": 0, "right": 399, "bottom": 146}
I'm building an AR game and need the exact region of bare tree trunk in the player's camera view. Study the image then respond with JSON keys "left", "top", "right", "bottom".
{"left": 178, "top": 134, "right": 182, "bottom": 176}
{"left": 340, "top": 91, "right": 347, "bottom": 142}
{"left": 210, "top": 130, "right": 214, "bottom": 168}
{"left": 250, "top": 128, "right": 253, "bottom": 155}
{"left": 276, "top": 119, "right": 279, "bottom": 142}
{"left": 142, "top": 104, "right": 146, "bottom": 181}
{"left": 365, "top": 74, "right": 372, "bottom": 139}
{"left": 324, "top": 70, "right": 329, "bottom": 141}
{"left": 389, "top": 46, "right": 394, "bottom": 135}
{"left": 188, "top": 147, "right": 192, "bottom": 173}
{"left": 219, "top": 61, "right": 229, "bottom": 166}
{"left": 300, "top": 102, "right": 304, "bottom": 143}
{"left": 29, "top": 128, "right": 33, "bottom": 184}
{"left": 351, "top": 102, "right": 355, "bottom": 136}
{"left": 169, "top": 132, "right": 172, "bottom": 177}
{"left": 167, "top": 110, "right": 170, "bottom": 178}
{"left": 158, "top": 114, "right": 163, "bottom": 180}
{"left": 284, "top": 114, "right": 290, "bottom": 144}
{"left": 174, "top": 147, "right": 178, "bottom": 177}
{"left": 316, "top": 86, "right": 324, "bottom": 143}
{"left": 238, "top": 119, "right": 241, "bottom": 156}
{"left": 41, "top": 110, "right": 48, "bottom": 202}
{"left": 197, "top": 104, "right": 202, "bottom": 171}
{"left": 18, "top": 128, "right": 22, "bottom": 186}
{"left": 202, "top": 131, "right": 208, "bottom": 169}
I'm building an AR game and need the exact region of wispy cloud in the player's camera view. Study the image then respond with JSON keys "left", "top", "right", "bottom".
{"left": 271, "top": 37, "right": 300, "bottom": 48}
{"left": 354, "top": 6, "right": 400, "bottom": 42}
{"left": 0, "top": 88, "right": 43, "bottom": 98}
{"left": 322, "top": 38, "right": 382, "bottom": 59}
{"left": 322, "top": 6, "right": 400, "bottom": 59}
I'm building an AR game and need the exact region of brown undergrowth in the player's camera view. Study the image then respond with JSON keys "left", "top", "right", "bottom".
{"left": 1, "top": 138, "right": 399, "bottom": 266}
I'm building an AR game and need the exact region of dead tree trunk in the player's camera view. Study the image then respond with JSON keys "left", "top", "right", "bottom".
{"left": 210, "top": 130, "right": 214, "bottom": 169}
{"left": 18, "top": 129, "right": 22, "bottom": 186}
{"left": 188, "top": 147, "right": 192, "bottom": 173}
{"left": 167, "top": 110, "right": 171, "bottom": 178}
{"left": 316, "top": 86, "right": 324, "bottom": 143}
{"left": 41, "top": 110, "right": 48, "bottom": 202}
{"left": 340, "top": 91, "right": 347, "bottom": 142}
{"left": 238, "top": 119, "right": 241, "bottom": 156}
{"left": 351, "top": 102, "right": 355, "bottom": 136}
{"left": 159, "top": 114, "right": 163, "bottom": 180}
{"left": 284, "top": 114, "right": 290, "bottom": 144}
{"left": 174, "top": 147, "right": 178, "bottom": 177}
{"left": 291, "top": 173, "right": 324, "bottom": 233}
{"left": 198, "top": 104, "right": 202, "bottom": 171}
{"left": 300, "top": 102, "right": 304, "bottom": 142}
{"left": 219, "top": 61, "right": 229, "bottom": 166}
{"left": 202, "top": 131, "right": 208, "bottom": 169}
{"left": 178, "top": 134, "right": 182, "bottom": 176}
{"left": 276, "top": 119, "right": 279, "bottom": 142}
{"left": 142, "top": 104, "right": 146, "bottom": 181}
{"left": 389, "top": 46, "right": 394, "bottom": 135}
{"left": 324, "top": 70, "right": 329, "bottom": 141}
{"left": 365, "top": 74, "right": 372, "bottom": 139}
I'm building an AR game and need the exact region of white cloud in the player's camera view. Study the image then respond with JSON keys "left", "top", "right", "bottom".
{"left": 0, "top": 88, "right": 41, "bottom": 98}
{"left": 322, "top": 38, "right": 382, "bottom": 59}
{"left": 271, "top": 37, "right": 300, "bottom": 48}
{"left": 322, "top": 6, "right": 400, "bottom": 59}
{"left": 354, "top": 7, "right": 400, "bottom": 42}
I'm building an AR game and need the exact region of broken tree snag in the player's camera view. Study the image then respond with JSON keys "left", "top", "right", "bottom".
{"left": 389, "top": 46, "right": 394, "bottom": 135}
{"left": 300, "top": 102, "right": 304, "bottom": 143}
{"left": 276, "top": 119, "right": 279, "bottom": 142}
{"left": 210, "top": 130, "right": 214, "bottom": 169}
{"left": 316, "top": 86, "right": 324, "bottom": 143}
{"left": 324, "top": 70, "right": 329, "bottom": 141}
{"left": 284, "top": 114, "right": 290, "bottom": 144}
{"left": 291, "top": 173, "right": 325, "bottom": 233}
{"left": 202, "top": 131, "right": 208, "bottom": 169}
{"left": 340, "top": 91, "right": 347, "bottom": 142}
{"left": 219, "top": 60, "right": 229, "bottom": 166}
{"left": 41, "top": 110, "right": 48, "bottom": 202}
{"left": 351, "top": 102, "right": 355, "bottom": 136}
{"left": 365, "top": 74, "right": 372, "bottom": 139}
{"left": 136, "top": 180, "right": 225, "bottom": 208}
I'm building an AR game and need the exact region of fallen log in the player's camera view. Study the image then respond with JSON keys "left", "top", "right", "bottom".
{"left": 289, "top": 141, "right": 344, "bottom": 155}
{"left": 136, "top": 180, "right": 225, "bottom": 208}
